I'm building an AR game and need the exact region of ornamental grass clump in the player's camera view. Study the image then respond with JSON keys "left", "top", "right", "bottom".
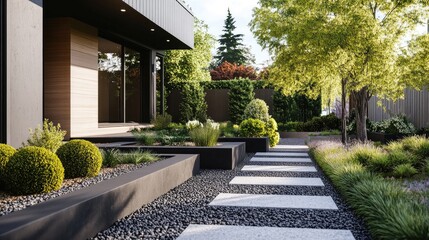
{"left": 121, "top": 150, "right": 160, "bottom": 164}
{"left": 188, "top": 120, "right": 220, "bottom": 147}
{"left": 4, "top": 146, "right": 64, "bottom": 195}
{"left": 100, "top": 148, "right": 121, "bottom": 168}
{"left": 133, "top": 131, "right": 156, "bottom": 146}
{"left": 56, "top": 140, "right": 102, "bottom": 179}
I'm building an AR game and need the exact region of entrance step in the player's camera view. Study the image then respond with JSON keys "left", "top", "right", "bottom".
{"left": 255, "top": 152, "right": 309, "bottom": 157}
{"left": 229, "top": 176, "right": 324, "bottom": 186}
{"left": 250, "top": 157, "right": 312, "bottom": 163}
{"left": 209, "top": 193, "right": 338, "bottom": 210}
{"left": 241, "top": 165, "right": 317, "bottom": 172}
{"left": 177, "top": 224, "right": 355, "bottom": 240}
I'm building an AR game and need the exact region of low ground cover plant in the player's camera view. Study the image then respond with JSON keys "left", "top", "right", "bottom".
{"left": 368, "top": 115, "right": 416, "bottom": 135}
{"left": 310, "top": 139, "right": 429, "bottom": 239}
{"left": 132, "top": 125, "right": 189, "bottom": 146}
{"left": 100, "top": 149, "right": 160, "bottom": 167}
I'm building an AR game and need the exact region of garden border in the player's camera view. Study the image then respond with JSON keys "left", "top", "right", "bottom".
{"left": 0, "top": 154, "right": 199, "bottom": 240}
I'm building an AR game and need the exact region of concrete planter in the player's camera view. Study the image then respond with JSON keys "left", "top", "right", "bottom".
{"left": 105, "top": 142, "right": 246, "bottom": 170}
{"left": 0, "top": 154, "right": 199, "bottom": 240}
{"left": 218, "top": 137, "right": 269, "bottom": 153}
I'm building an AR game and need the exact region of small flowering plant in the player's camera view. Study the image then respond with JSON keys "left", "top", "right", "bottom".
{"left": 186, "top": 120, "right": 203, "bottom": 131}
{"left": 205, "top": 119, "right": 220, "bottom": 130}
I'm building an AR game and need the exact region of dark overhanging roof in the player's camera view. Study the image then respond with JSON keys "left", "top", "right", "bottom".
{"left": 44, "top": 0, "right": 194, "bottom": 50}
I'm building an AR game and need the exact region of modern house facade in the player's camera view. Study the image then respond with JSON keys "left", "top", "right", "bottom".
{"left": 1, "top": 0, "right": 194, "bottom": 147}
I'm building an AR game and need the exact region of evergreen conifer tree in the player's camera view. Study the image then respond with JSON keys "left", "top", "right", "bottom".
{"left": 215, "top": 9, "right": 247, "bottom": 66}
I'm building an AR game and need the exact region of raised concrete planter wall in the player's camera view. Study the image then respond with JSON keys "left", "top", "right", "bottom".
{"left": 218, "top": 137, "right": 269, "bottom": 153}
{"left": 106, "top": 142, "right": 246, "bottom": 170}
{"left": 0, "top": 154, "right": 199, "bottom": 240}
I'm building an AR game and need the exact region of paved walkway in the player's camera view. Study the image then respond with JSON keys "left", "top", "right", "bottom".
{"left": 94, "top": 138, "right": 370, "bottom": 240}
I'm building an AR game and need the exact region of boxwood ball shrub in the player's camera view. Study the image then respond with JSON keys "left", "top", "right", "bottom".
{"left": 56, "top": 140, "right": 102, "bottom": 178}
{"left": 266, "top": 118, "right": 280, "bottom": 147}
{"left": 239, "top": 118, "right": 266, "bottom": 137}
{"left": 243, "top": 98, "right": 270, "bottom": 123}
{"left": 0, "top": 144, "right": 16, "bottom": 188}
{"left": 4, "top": 146, "right": 64, "bottom": 195}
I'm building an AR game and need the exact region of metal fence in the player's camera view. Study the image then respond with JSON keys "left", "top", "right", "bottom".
{"left": 368, "top": 88, "right": 429, "bottom": 129}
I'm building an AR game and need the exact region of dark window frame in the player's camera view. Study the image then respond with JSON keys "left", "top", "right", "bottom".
{"left": 0, "top": 0, "right": 6, "bottom": 143}
{"left": 97, "top": 35, "right": 147, "bottom": 124}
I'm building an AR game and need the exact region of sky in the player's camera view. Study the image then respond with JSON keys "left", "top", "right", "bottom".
{"left": 185, "top": 0, "right": 428, "bottom": 68}
{"left": 185, "top": 0, "right": 271, "bottom": 69}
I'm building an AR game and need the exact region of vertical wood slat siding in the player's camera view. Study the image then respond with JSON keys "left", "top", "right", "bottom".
{"left": 123, "top": 0, "right": 194, "bottom": 48}
{"left": 44, "top": 18, "right": 72, "bottom": 137}
{"left": 368, "top": 88, "right": 429, "bottom": 129}
{"left": 70, "top": 20, "right": 99, "bottom": 137}
{"left": 44, "top": 18, "right": 99, "bottom": 138}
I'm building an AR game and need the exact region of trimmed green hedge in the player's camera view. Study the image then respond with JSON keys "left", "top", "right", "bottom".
{"left": 168, "top": 81, "right": 207, "bottom": 123}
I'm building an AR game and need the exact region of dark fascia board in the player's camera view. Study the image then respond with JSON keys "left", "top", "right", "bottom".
{"left": 44, "top": 0, "right": 193, "bottom": 50}
{"left": 0, "top": 154, "right": 199, "bottom": 240}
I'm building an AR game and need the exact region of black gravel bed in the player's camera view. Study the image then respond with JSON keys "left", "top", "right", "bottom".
{"left": 0, "top": 161, "right": 158, "bottom": 217}
{"left": 93, "top": 153, "right": 371, "bottom": 240}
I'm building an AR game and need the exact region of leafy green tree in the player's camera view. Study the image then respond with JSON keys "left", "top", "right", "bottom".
{"left": 399, "top": 34, "right": 429, "bottom": 89}
{"left": 251, "top": 0, "right": 429, "bottom": 142}
{"left": 165, "top": 19, "right": 215, "bottom": 81}
{"left": 215, "top": 9, "right": 250, "bottom": 65}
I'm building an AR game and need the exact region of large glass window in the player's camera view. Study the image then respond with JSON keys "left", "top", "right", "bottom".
{"left": 98, "top": 38, "right": 142, "bottom": 124}
{"left": 125, "top": 48, "right": 141, "bottom": 122}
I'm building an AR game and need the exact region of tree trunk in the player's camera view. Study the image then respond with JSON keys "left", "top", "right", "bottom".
{"left": 341, "top": 78, "right": 347, "bottom": 145}
{"left": 352, "top": 87, "right": 370, "bottom": 142}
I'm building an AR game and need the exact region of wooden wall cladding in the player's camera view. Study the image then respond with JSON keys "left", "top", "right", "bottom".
{"left": 44, "top": 18, "right": 98, "bottom": 138}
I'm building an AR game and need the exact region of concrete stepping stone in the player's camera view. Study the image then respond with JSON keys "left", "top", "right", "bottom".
{"left": 270, "top": 145, "right": 309, "bottom": 152}
{"left": 255, "top": 152, "right": 309, "bottom": 157}
{"left": 241, "top": 165, "right": 317, "bottom": 172}
{"left": 177, "top": 224, "right": 355, "bottom": 240}
{"left": 250, "top": 157, "right": 312, "bottom": 163}
{"left": 229, "top": 176, "right": 324, "bottom": 186}
{"left": 209, "top": 193, "right": 338, "bottom": 210}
